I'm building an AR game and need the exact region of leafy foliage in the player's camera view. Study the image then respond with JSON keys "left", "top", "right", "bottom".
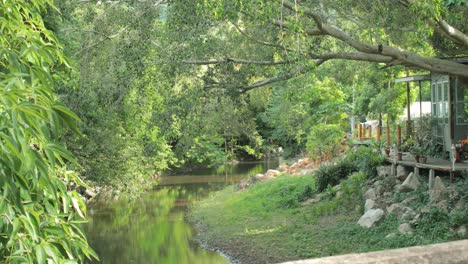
{"left": 306, "top": 124, "right": 345, "bottom": 160}
{"left": 315, "top": 147, "right": 385, "bottom": 192}
{"left": 0, "top": 1, "right": 96, "bottom": 262}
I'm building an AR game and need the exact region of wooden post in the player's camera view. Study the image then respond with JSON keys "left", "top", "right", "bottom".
{"left": 419, "top": 80, "right": 422, "bottom": 121}
{"left": 359, "top": 124, "right": 362, "bottom": 140}
{"left": 377, "top": 126, "right": 381, "bottom": 142}
{"left": 406, "top": 81, "right": 411, "bottom": 139}
{"left": 397, "top": 125, "right": 402, "bottom": 149}
{"left": 386, "top": 119, "right": 390, "bottom": 148}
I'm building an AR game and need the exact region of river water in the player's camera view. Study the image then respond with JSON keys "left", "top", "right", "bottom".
{"left": 85, "top": 160, "right": 279, "bottom": 263}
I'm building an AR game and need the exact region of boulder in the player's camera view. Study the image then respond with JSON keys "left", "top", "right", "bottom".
{"left": 300, "top": 169, "right": 316, "bottom": 175}
{"left": 396, "top": 165, "right": 409, "bottom": 181}
{"left": 456, "top": 226, "right": 467, "bottom": 237}
{"left": 400, "top": 172, "right": 420, "bottom": 192}
{"left": 386, "top": 203, "right": 406, "bottom": 217}
{"left": 358, "top": 209, "right": 385, "bottom": 228}
{"left": 364, "top": 188, "right": 377, "bottom": 200}
{"left": 401, "top": 208, "right": 417, "bottom": 221}
{"left": 433, "top": 200, "right": 449, "bottom": 213}
{"left": 376, "top": 185, "right": 385, "bottom": 195}
{"left": 401, "top": 196, "right": 418, "bottom": 206}
{"left": 373, "top": 180, "right": 382, "bottom": 187}
{"left": 278, "top": 164, "right": 289, "bottom": 171}
{"left": 298, "top": 158, "right": 310, "bottom": 166}
{"left": 264, "top": 169, "right": 280, "bottom": 178}
{"left": 398, "top": 223, "right": 413, "bottom": 235}
{"left": 85, "top": 189, "right": 97, "bottom": 198}
{"left": 429, "top": 176, "right": 448, "bottom": 202}
{"left": 394, "top": 183, "right": 402, "bottom": 192}
{"left": 377, "top": 166, "right": 392, "bottom": 178}
{"left": 364, "top": 199, "right": 376, "bottom": 212}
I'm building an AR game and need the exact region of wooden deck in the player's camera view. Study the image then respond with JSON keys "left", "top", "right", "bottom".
{"left": 385, "top": 152, "right": 468, "bottom": 182}
{"left": 384, "top": 153, "right": 468, "bottom": 172}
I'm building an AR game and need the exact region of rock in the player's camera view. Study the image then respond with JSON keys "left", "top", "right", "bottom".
{"left": 401, "top": 196, "right": 418, "bottom": 206}
{"left": 358, "top": 209, "right": 385, "bottom": 228}
{"left": 396, "top": 165, "right": 409, "bottom": 181}
{"left": 373, "top": 180, "right": 382, "bottom": 187}
{"left": 455, "top": 200, "right": 465, "bottom": 211}
{"left": 429, "top": 176, "right": 448, "bottom": 202}
{"left": 364, "top": 199, "right": 376, "bottom": 212}
{"left": 401, "top": 208, "right": 417, "bottom": 221}
{"left": 433, "top": 200, "right": 449, "bottom": 213}
{"left": 290, "top": 162, "right": 299, "bottom": 169}
{"left": 383, "top": 192, "right": 392, "bottom": 199}
{"left": 410, "top": 213, "right": 421, "bottom": 225}
{"left": 420, "top": 206, "right": 431, "bottom": 213}
{"left": 298, "top": 158, "right": 310, "bottom": 166}
{"left": 238, "top": 179, "right": 251, "bottom": 190}
{"left": 385, "top": 233, "right": 397, "bottom": 239}
{"left": 300, "top": 169, "right": 316, "bottom": 175}
{"left": 364, "top": 188, "right": 377, "bottom": 200}
{"left": 394, "top": 183, "right": 402, "bottom": 192}
{"left": 303, "top": 197, "right": 321, "bottom": 205}
{"left": 400, "top": 172, "right": 420, "bottom": 192}
{"left": 398, "top": 223, "right": 413, "bottom": 235}
{"left": 264, "top": 169, "right": 280, "bottom": 178}
{"left": 387, "top": 203, "right": 406, "bottom": 217}
{"left": 377, "top": 166, "right": 392, "bottom": 178}
{"left": 278, "top": 164, "right": 289, "bottom": 171}
{"left": 456, "top": 226, "right": 467, "bottom": 237}
{"left": 85, "top": 189, "right": 97, "bottom": 198}
{"left": 376, "top": 185, "right": 385, "bottom": 195}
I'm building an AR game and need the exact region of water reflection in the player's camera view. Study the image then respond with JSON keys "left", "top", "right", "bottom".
{"left": 85, "top": 160, "right": 278, "bottom": 263}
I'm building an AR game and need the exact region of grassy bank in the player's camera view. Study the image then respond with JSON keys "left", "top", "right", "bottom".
{"left": 190, "top": 169, "right": 467, "bottom": 263}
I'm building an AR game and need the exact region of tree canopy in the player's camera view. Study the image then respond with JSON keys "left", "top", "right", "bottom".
{"left": 177, "top": 0, "right": 467, "bottom": 91}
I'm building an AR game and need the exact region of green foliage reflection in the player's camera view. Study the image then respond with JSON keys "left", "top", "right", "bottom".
{"left": 85, "top": 187, "right": 227, "bottom": 264}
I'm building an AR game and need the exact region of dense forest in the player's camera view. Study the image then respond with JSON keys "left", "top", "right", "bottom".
{"left": 0, "top": 0, "right": 466, "bottom": 262}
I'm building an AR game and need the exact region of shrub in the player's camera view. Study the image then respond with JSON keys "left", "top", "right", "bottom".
{"left": 306, "top": 124, "right": 345, "bottom": 161}
{"left": 315, "top": 146, "right": 384, "bottom": 192}
{"left": 280, "top": 183, "right": 315, "bottom": 208}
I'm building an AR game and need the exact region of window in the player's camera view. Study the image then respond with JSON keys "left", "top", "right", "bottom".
{"left": 456, "top": 79, "right": 468, "bottom": 125}
{"left": 431, "top": 80, "right": 449, "bottom": 124}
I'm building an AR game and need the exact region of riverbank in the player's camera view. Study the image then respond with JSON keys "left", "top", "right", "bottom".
{"left": 189, "top": 153, "right": 468, "bottom": 263}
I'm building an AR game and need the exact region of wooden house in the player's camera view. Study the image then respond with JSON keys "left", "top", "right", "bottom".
{"left": 395, "top": 57, "right": 468, "bottom": 152}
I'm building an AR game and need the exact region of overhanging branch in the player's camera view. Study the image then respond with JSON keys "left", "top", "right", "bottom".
{"left": 183, "top": 57, "right": 296, "bottom": 65}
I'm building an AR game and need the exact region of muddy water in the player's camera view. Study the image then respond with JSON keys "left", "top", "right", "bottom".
{"left": 85, "top": 160, "right": 279, "bottom": 264}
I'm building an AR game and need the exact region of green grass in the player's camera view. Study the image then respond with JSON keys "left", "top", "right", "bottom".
{"left": 190, "top": 173, "right": 462, "bottom": 263}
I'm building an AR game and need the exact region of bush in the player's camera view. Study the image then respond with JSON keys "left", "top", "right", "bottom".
{"left": 280, "top": 184, "right": 315, "bottom": 208}
{"left": 315, "top": 147, "right": 384, "bottom": 192}
{"left": 306, "top": 124, "right": 345, "bottom": 160}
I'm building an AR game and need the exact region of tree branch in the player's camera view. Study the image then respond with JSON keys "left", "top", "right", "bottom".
{"left": 183, "top": 57, "right": 296, "bottom": 65}
{"left": 436, "top": 20, "right": 468, "bottom": 48}
{"left": 240, "top": 59, "right": 327, "bottom": 92}
{"left": 75, "top": 26, "right": 129, "bottom": 55}
{"left": 229, "top": 21, "right": 294, "bottom": 52}
{"left": 281, "top": 0, "right": 468, "bottom": 77}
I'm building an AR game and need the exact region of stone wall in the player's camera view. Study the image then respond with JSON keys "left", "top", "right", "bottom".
{"left": 281, "top": 239, "right": 468, "bottom": 264}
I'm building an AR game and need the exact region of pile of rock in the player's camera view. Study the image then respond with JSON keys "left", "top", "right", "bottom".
{"left": 357, "top": 165, "right": 466, "bottom": 238}
{"left": 277, "top": 158, "right": 318, "bottom": 176}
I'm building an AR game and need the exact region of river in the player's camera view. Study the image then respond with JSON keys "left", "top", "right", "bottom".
{"left": 85, "top": 160, "right": 279, "bottom": 263}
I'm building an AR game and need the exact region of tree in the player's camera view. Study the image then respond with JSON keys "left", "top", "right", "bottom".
{"left": 178, "top": 0, "right": 468, "bottom": 91}
{"left": 0, "top": 1, "right": 96, "bottom": 262}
